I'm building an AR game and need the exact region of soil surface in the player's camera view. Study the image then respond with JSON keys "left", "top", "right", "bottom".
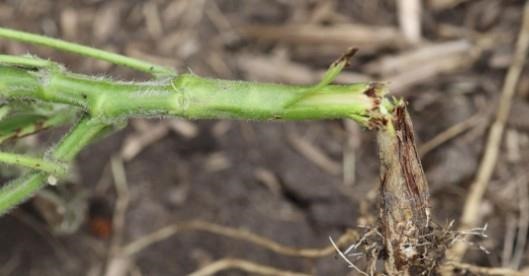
{"left": 1, "top": 0, "right": 529, "bottom": 275}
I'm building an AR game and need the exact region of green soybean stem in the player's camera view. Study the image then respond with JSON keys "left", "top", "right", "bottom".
{"left": 0, "top": 116, "right": 109, "bottom": 215}
{"left": 0, "top": 27, "right": 175, "bottom": 77}
{"left": 0, "top": 66, "right": 389, "bottom": 128}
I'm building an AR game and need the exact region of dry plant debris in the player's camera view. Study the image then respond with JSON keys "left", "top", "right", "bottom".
{"left": 447, "top": 0, "right": 529, "bottom": 265}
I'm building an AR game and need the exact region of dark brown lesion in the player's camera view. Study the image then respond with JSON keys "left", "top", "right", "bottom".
{"left": 364, "top": 83, "right": 378, "bottom": 98}
{"left": 1, "top": 120, "right": 51, "bottom": 143}
{"left": 363, "top": 82, "right": 391, "bottom": 130}
{"left": 332, "top": 47, "right": 358, "bottom": 68}
{"left": 368, "top": 116, "right": 388, "bottom": 130}
{"left": 393, "top": 105, "right": 431, "bottom": 222}
{"left": 363, "top": 82, "right": 386, "bottom": 99}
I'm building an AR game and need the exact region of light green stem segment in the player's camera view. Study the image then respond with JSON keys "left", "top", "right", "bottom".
{"left": 0, "top": 27, "right": 175, "bottom": 77}
{"left": 0, "top": 66, "right": 387, "bottom": 127}
{"left": 0, "top": 116, "right": 109, "bottom": 215}
{"left": 0, "top": 152, "right": 68, "bottom": 176}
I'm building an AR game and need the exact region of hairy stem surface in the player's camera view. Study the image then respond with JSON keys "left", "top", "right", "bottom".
{"left": 0, "top": 65, "right": 391, "bottom": 128}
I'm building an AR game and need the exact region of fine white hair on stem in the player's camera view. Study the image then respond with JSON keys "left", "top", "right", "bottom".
{"left": 329, "top": 236, "right": 368, "bottom": 276}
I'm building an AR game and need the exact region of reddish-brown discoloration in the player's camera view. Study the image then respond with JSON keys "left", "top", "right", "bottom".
{"left": 364, "top": 84, "right": 377, "bottom": 98}
{"left": 368, "top": 117, "right": 388, "bottom": 130}
{"left": 364, "top": 82, "right": 385, "bottom": 99}
{"left": 363, "top": 82, "right": 389, "bottom": 130}
{"left": 393, "top": 106, "right": 431, "bottom": 216}
{"left": 4, "top": 121, "right": 50, "bottom": 142}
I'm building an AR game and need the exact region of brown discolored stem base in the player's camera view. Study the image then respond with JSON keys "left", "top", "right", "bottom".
{"left": 376, "top": 104, "right": 444, "bottom": 275}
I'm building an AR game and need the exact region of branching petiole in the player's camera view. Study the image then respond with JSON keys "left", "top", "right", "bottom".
{"left": 0, "top": 27, "right": 175, "bottom": 77}
{"left": 0, "top": 151, "right": 68, "bottom": 176}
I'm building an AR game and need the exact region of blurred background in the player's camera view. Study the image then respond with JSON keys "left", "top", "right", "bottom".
{"left": 1, "top": 0, "right": 528, "bottom": 275}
